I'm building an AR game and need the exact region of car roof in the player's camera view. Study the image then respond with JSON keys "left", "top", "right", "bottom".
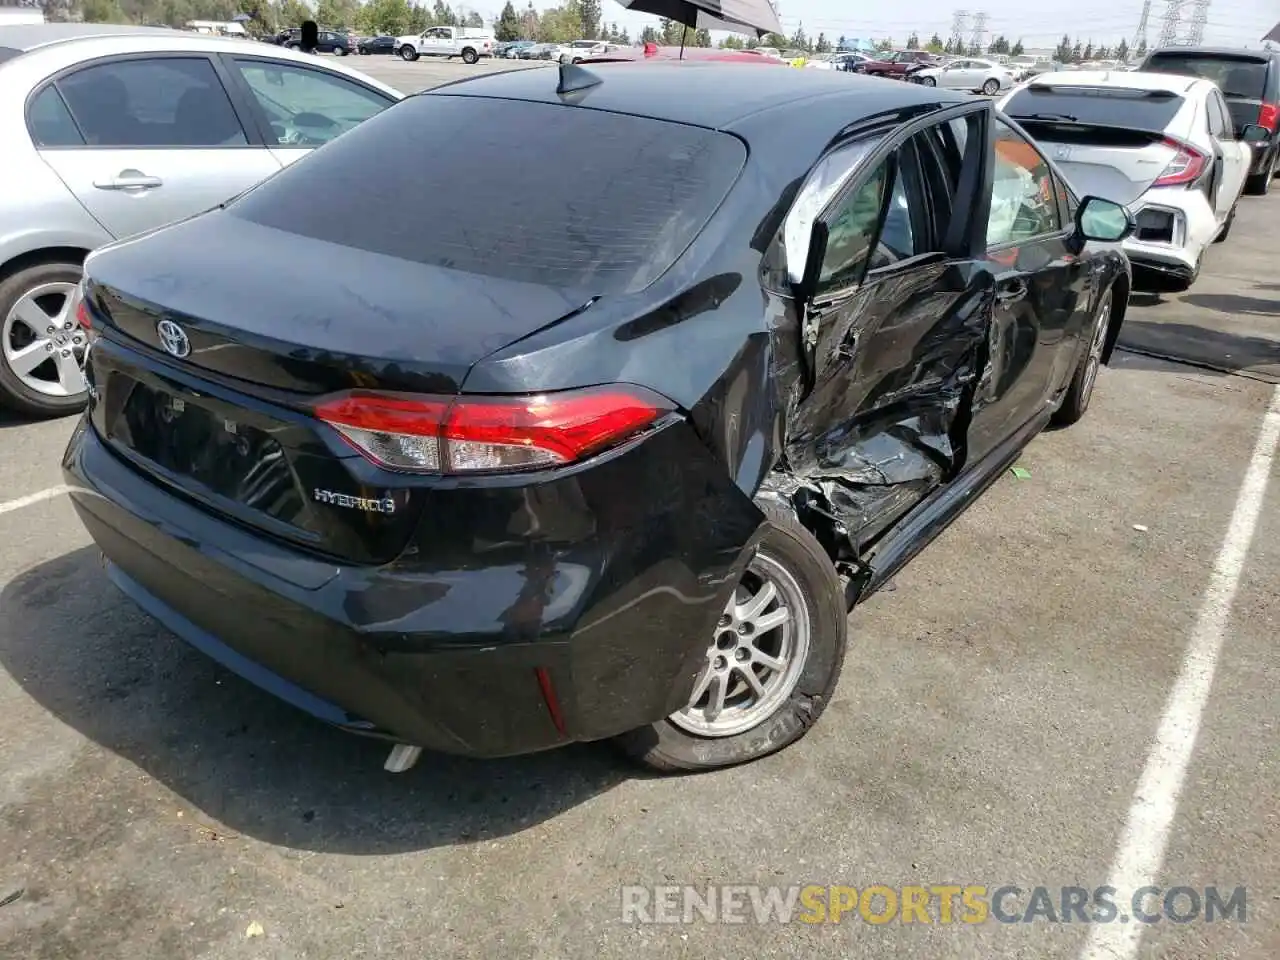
{"left": 0, "top": 23, "right": 184, "bottom": 52}
{"left": 1145, "top": 46, "right": 1276, "bottom": 61}
{"left": 1026, "top": 69, "right": 1203, "bottom": 95}
{"left": 426, "top": 61, "right": 969, "bottom": 131}
{"left": 0, "top": 28, "right": 404, "bottom": 101}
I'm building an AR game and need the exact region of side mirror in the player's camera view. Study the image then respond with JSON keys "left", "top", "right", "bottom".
{"left": 1076, "top": 195, "right": 1133, "bottom": 243}
{"left": 797, "top": 220, "right": 829, "bottom": 301}
{"left": 1242, "top": 123, "right": 1271, "bottom": 143}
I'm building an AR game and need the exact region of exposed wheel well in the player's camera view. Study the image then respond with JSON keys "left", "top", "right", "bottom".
{"left": 1102, "top": 270, "right": 1129, "bottom": 364}
{"left": 0, "top": 247, "right": 90, "bottom": 287}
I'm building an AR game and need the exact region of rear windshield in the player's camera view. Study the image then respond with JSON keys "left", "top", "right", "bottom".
{"left": 1143, "top": 53, "right": 1267, "bottom": 99}
{"left": 228, "top": 94, "right": 747, "bottom": 295}
{"left": 1003, "top": 85, "right": 1186, "bottom": 133}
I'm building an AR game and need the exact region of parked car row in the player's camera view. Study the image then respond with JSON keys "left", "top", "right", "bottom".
{"left": 998, "top": 46, "right": 1280, "bottom": 291}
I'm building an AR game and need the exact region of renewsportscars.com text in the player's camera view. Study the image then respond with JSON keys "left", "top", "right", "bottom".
{"left": 620, "top": 884, "right": 1247, "bottom": 925}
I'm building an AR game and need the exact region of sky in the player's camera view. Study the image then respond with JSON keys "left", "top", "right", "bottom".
{"left": 584, "top": 0, "right": 1280, "bottom": 52}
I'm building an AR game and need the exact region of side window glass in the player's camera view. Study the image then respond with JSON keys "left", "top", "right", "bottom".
{"left": 27, "top": 85, "right": 84, "bottom": 147}
{"left": 781, "top": 137, "right": 881, "bottom": 285}
{"left": 987, "top": 119, "right": 1061, "bottom": 246}
{"left": 818, "top": 162, "right": 890, "bottom": 289}
{"left": 1216, "top": 96, "right": 1234, "bottom": 139}
{"left": 57, "top": 57, "right": 247, "bottom": 147}
{"left": 233, "top": 60, "right": 392, "bottom": 146}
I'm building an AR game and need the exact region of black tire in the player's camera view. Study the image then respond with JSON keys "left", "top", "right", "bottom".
{"left": 461, "top": 47, "right": 479, "bottom": 65}
{"left": 920, "top": 75, "right": 936, "bottom": 86}
{"left": 1245, "top": 164, "right": 1274, "bottom": 195}
{"left": 399, "top": 46, "right": 417, "bottom": 61}
{"left": 334, "top": 46, "right": 347, "bottom": 56}
{"left": 982, "top": 78, "right": 999, "bottom": 95}
{"left": 285, "top": 42, "right": 299, "bottom": 50}
{"left": 1052, "top": 282, "right": 1114, "bottom": 427}
{"left": 0, "top": 260, "right": 88, "bottom": 418}
{"left": 613, "top": 499, "right": 848, "bottom": 773}
{"left": 1215, "top": 203, "right": 1236, "bottom": 243}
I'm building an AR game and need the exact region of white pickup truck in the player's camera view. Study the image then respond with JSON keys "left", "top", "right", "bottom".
{"left": 395, "top": 26, "right": 494, "bottom": 64}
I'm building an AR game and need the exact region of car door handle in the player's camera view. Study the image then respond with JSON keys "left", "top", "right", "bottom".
{"left": 93, "top": 174, "right": 163, "bottom": 191}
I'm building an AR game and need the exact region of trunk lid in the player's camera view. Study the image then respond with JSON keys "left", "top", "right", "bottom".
{"left": 1141, "top": 51, "right": 1271, "bottom": 134}
{"left": 1017, "top": 121, "right": 1182, "bottom": 206}
{"left": 87, "top": 210, "right": 595, "bottom": 396}
{"left": 83, "top": 211, "right": 598, "bottom": 566}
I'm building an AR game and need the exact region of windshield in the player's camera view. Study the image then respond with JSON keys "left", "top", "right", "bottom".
{"left": 1004, "top": 85, "right": 1186, "bottom": 133}
{"left": 229, "top": 95, "right": 748, "bottom": 295}
{"left": 1144, "top": 53, "right": 1267, "bottom": 99}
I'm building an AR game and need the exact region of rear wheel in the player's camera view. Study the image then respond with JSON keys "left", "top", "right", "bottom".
{"left": 334, "top": 46, "right": 347, "bottom": 56}
{"left": 1052, "top": 284, "right": 1113, "bottom": 427}
{"left": 614, "top": 500, "right": 847, "bottom": 773}
{"left": 981, "top": 78, "right": 1000, "bottom": 95}
{"left": 0, "top": 261, "right": 89, "bottom": 418}
{"left": 461, "top": 47, "right": 479, "bottom": 64}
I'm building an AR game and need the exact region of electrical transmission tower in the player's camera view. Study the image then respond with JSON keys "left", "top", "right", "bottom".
{"left": 969, "top": 11, "right": 988, "bottom": 53}
{"left": 1157, "top": 0, "right": 1209, "bottom": 47}
{"left": 1187, "top": 0, "right": 1209, "bottom": 44}
{"left": 1131, "top": 0, "right": 1151, "bottom": 55}
{"left": 950, "top": 9, "right": 969, "bottom": 50}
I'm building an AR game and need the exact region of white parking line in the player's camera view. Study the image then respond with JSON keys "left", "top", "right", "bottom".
{"left": 1080, "top": 383, "right": 1280, "bottom": 960}
{"left": 0, "top": 485, "right": 71, "bottom": 517}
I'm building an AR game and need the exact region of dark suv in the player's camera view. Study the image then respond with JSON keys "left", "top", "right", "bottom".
{"left": 1139, "top": 46, "right": 1280, "bottom": 194}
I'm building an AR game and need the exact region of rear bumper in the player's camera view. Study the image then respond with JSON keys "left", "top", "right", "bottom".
{"left": 63, "top": 417, "right": 763, "bottom": 758}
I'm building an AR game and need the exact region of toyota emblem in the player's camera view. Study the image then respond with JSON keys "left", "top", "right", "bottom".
{"left": 156, "top": 319, "right": 191, "bottom": 358}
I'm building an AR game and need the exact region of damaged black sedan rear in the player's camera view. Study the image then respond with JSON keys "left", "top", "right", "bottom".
{"left": 64, "top": 63, "right": 1134, "bottom": 773}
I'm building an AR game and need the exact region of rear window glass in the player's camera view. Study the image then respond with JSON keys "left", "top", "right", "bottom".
{"left": 1144, "top": 54, "right": 1267, "bottom": 99}
{"left": 228, "top": 94, "right": 747, "bottom": 294}
{"left": 1003, "top": 86, "right": 1186, "bottom": 133}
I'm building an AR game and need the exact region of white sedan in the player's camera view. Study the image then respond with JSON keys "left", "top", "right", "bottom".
{"left": 913, "top": 57, "right": 1015, "bottom": 95}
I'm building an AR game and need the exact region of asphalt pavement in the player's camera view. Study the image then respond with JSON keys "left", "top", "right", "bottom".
{"left": 0, "top": 56, "right": 1277, "bottom": 960}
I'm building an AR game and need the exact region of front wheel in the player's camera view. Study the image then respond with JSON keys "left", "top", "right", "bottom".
{"left": 920, "top": 75, "right": 936, "bottom": 86}
{"left": 981, "top": 78, "right": 1000, "bottom": 95}
{"left": 461, "top": 47, "right": 479, "bottom": 64}
{"left": 399, "top": 46, "right": 417, "bottom": 61}
{"left": 614, "top": 499, "right": 848, "bottom": 773}
{"left": 1052, "top": 284, "right": 1114, "bottom": 426}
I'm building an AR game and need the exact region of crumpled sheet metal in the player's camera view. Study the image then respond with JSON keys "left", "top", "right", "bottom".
{"left": 760, "top": 271, "right": 991, "bottom": 578}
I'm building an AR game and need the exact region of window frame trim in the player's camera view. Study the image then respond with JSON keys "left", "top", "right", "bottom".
{"left": 24, "top": 51, "right": 265, "bottom": 152}
{"left": 216, "top": 52, "right": 400, "bottom": 150}
{"left": 801, "top": 100, "right": 992, "bottom": 305}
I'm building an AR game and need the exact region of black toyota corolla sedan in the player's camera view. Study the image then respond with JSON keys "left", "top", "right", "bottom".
{"left": 64, "top": 63, "right": 1133, "bottom": 774}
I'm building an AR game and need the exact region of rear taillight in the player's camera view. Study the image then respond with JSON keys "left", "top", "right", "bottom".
{"left": 1259, "top": 102, "right": 1279, "bottom": 130}
{"left": 314, "top": 385, "right": 674, "bottom": 474}
{"left": 1152, "top": 137, "right": 1207, "bottom": 188}
{"left": 76, "top": 298, "right": 91, "bottom": 331}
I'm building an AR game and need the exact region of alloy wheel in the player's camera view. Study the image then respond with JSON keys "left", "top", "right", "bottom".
{"left": 1079, "top": 288, "right": 1112, "bottom": 406}
{"left": 670, "top": 552, "right": 811, "bottom": 738}
{"left": 1, "top": 281, "right": 87, "bottom": 398}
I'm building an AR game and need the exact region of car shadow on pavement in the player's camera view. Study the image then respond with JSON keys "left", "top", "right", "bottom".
{"left": 1181, "top": 292, "right": 1280, "bottom": 316}
{"left": 1117, "top": 317, "right": 1280, "bottom": 380}
{"left": 0, "top": 546, "right": 635, "bottom": 855}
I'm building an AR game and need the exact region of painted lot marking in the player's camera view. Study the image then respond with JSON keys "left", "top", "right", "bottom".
{"left": 1081, "top": 383, "right": 1280, "bottom": 960}
{"left": 0, "top": 485, "right": 71, "bottom": 517}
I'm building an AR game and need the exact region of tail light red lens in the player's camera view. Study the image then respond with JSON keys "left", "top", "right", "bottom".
{"left": 76, "top": 299, "right": 91, "bottom": 331}
{"left": 1259, "top": 102, "right": 1278, "bottom": 130}
{"left": 314, "top": 385, "right": 674, "bottom": 474}
{"left": 1152, "top": 137, "right": 1207, "bottom": 188}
